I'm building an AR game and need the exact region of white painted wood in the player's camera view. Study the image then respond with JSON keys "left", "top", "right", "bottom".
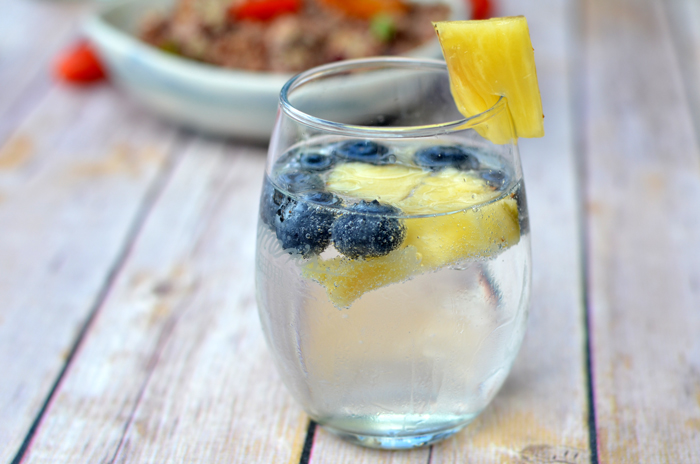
{"left": 584, "top": 0, "right": 700, "bottom": 461}
{"left": 665, "top": 0, "right": 700, "bottom": 143}
{"left": 0, "top": 84, "right": 178, "bottom": 462}
{"left": 0, "top": 0, "right": 93, "bottom": 142}
{"left": 21, "top": 139, "right": 309, "bottom": 464}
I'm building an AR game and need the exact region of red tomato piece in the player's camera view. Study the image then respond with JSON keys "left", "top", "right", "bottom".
{"left": 230, "top": 0, "right": 302, "bottom": 21}
{"left": 470, "top": 0, "right": 493, "bottom": 20}
{"left": 55, "top": 41, "right": 106, "bottom": 83}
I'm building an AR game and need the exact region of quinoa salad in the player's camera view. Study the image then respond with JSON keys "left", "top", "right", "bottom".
{"left": 141, "top": 0, "right": 451, "bottom": 73}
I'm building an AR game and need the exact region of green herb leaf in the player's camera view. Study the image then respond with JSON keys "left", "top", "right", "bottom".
{"left": 370, "top": 14, "right": 396, "bottom": 42}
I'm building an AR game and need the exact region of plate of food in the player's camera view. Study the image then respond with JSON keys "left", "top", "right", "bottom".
{"left": 84, "top": 0, "right": 469, "bottom": 140}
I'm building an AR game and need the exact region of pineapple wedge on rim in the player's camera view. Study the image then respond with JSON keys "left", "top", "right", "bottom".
{"left": 433, "top": 16, "right": 544, "bottom": 143}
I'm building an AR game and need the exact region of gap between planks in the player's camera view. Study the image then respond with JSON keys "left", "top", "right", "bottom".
{"left": 9, "top": 133, "right": 186, "bottom": 464}
{"left": 583, "top": 0, "right": 700, "bottom": 461}
{"left": 0, "top": 84, "right": 183, "bottom": 463}
{"left": 570, "top": 0, "right": 600, "bottom": 462}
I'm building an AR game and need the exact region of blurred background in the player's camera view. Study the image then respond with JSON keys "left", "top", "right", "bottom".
{"left": 2, "top": 0, "right": 700, "bottom": 463}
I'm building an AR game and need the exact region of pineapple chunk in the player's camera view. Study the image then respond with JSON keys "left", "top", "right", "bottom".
{"left": 304, "top": 162, "right": 520, "bottom": 307}
{"left": 403, "top": 196, "right": 520, "bottom": 269}
{"left": 398, "top": 167, "right": 499, "bottom": 215}
{"left": 433, "top": 17, "right": 544, "bottom": 143}
{"left": 303, "top": 246, "right": 423, "bottom": 309}
{"left": 303, "top": 197, "right": 520, "bottom": 308}
{"left": 328, "top": 162, "right": 428, "bottom": 205}
{"left": 328, "top": 163, "right": 502, "bottom": 214}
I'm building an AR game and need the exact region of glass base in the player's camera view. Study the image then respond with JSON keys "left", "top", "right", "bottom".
{"left": 322, "top": 423, "right": 467, "bottom": 450}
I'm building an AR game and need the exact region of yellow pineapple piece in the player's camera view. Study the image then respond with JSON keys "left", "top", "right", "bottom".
{"left": 328, "top": 162, "right": 428, "bottom": 205}
{"left": 304, "top": 162, "right": 521, "bottom": 308}
{"left": 433, "top": 17, "right": 544, "bottom": 143}
{"left": 302, "top": 246, "right": 424, "bottom": 309}
{"left": 328, "top": 163, "right": 502, "bottom": 214}
{"left": 403, "top": 195, "right": 520, "bottom": 269}
{"left": 302, "top": 196, "right": 520, "bottom": 308}
{"left": 397, "top": 167, "right": 500, "bottom": 215}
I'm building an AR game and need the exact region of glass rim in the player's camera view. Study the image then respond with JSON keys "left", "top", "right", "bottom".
{"left": 279, "top": 56, "right": 507, "bottom": 139}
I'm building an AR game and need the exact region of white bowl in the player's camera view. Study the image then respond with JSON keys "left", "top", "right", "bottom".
{"left": 84, "top": 0, "right": 467, "bottom": 141}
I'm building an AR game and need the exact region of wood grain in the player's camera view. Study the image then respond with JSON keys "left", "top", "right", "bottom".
{"left": 0, "top": 0, "right": 91, "bottom": 143}
{"left": 0, "top": 85, "right": 178, "bottom": 462}
{"left": 21, "top": 139, "right": 309, "bottom": 464}
{"left": 664, "top": 0, "right": 700, "bottom": 143}
{"left": 583, "top": 0, "right": 700, "bottom": 461}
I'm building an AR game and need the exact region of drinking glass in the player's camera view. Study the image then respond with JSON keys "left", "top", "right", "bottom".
{"left": 255, "top": 57, "right": 531, "bottom": 449}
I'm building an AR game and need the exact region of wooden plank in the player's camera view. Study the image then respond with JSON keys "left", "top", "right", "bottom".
{"left": 583, "top": 0, "right": 700, "bottom": 461}
{"left": 0, "top": 0, "right": 91, "bottom": 143}
{"left": 664, "top": 0, "right": 700, "bottom": 144}
{"left": 305, "top": 1, "right": 591, "bottom": 462}
{"left": 20, "top": 139, "right": 309, "bottom": 464}
{"left": 0, "top": 85, "right": 178, "bottom": 462}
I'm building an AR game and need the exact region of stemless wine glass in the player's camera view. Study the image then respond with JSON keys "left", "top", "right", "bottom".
{"left": 255, "top": 57, "right": 531, "bottom": 449}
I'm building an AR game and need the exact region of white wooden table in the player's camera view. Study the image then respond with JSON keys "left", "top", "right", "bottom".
{"left": 2, "top": 0, "right": 700, "bottom": 462}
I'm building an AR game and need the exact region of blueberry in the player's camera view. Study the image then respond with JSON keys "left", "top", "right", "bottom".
{"left": 512, "top": 184, "right": 529, "bottom": 235}
{"left": 261, "top": 171, "right": 326, "bottom": 230}
{"left": 299, "top": 152, "right": 335, "bottom": 172}
{"left": 333, "top": 140, "right": 394, "bottom": 165}
{"left": 260, "top": 177, "right": 291, "bottom": 227}
{"left": 303, "top": 191, "right": 343, "bottom": 208}
{"left": 274, "top": 192, "right": 341, "bottom": 257}
{"left": 414, "top": 145, "right": 480, "bottom": 171}
{"left": 276, "top": 170, "right": 324, "bottom": 193}
{"left": 480, "top": 169, "right": 507, "bottom": 189}
{"left": 273, "top": 148, "right": 299, "bottom": 171}
{"left": 332, "top": 200, "right": 406, "bottom": 259}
